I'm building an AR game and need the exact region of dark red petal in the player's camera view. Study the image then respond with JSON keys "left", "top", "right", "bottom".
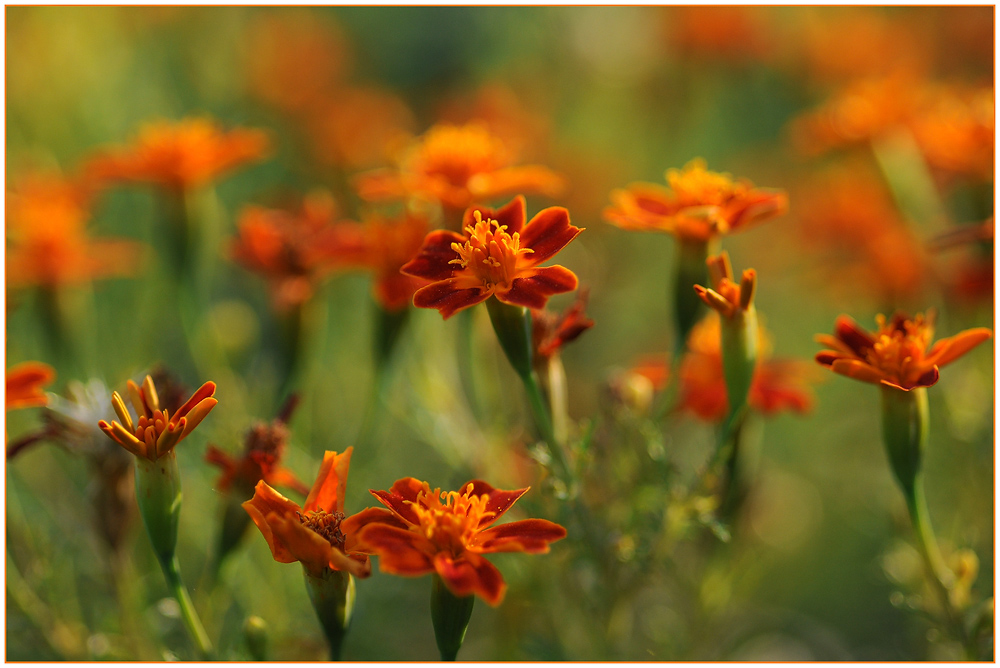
{"left": 412, "top": 279, "right": 491, "bottom": 319}
{"left": 433, "top": 552, "right": 507, "bottom": 606}
{"left": 461, "top": 196, "right": 526, "bottom": 234}
{"left": 400, "top": 230, "right": 466, "bottom": 280}
{"left": 356, "top": 524, "right": 435, "bottom": 575}
{"left": 369, "top": 477, "right": 426, "bottom": 525}
{"left": 342, "top": 507, "right": 410, "bottom": 552}
{"left": 518, "top": 206, "right": 582, "bottom": 266}
{"left": 465, "top": 481, "right": 529, "bottom": 529}
{"left": 496, "top": 266, "right": 578, "bottom": 310}
{"left": 834, "top": 315, "right": 875, "bottom": 355}
{"left": 472, "top": 519, "right": 567, "bottom": 553}
{"left": 912, "top": 365, "right": 940, "bottom": 389}
{"left": 814, "top": 351, "right": 848, "bottom": 367}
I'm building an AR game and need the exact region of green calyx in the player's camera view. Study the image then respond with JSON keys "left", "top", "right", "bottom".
{"left": 879, "top": 385, "right": 928, "bottom": 497}
{"left": 485, "top": 298, "right": 534, "bottom": 381}
{"left": 134, "top": 451, "right": 182, "bottom": 567}
{"left": 430, "top": 573, "right": 475, "bottom": 661}
{"left": 304, "top": 567, "right": 356, "bottom": 660}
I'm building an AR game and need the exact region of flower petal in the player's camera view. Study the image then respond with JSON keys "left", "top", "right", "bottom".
{"left": 518, "top": 206, "right": 582, "bottom": 266}
{"left": 924, "top": 327, "right": 992, "bottom": 369}
{"left": 341, "top": 507, "right": 408, "bottom": 552}
{"left": 472, "top": 519, "right": 566, "bottom": 554}
{"left": 242, "top": 481, "right": 303, "bottom": 563}
{"left": 265, "top": 467, "right": 310, "bottom": 497}
{"left": 304, "top": 448, "right": 352, "bottom": 514}
{"left": 495, "top": 266, "right": 578, "bottom": 310}
{"left": 375, "top": 273, "right": 425, "bottom": 312}
{"left": 412, "top": 278, "right": 491, "bottom": 319}
{"left": 400, "top": 230, "right": 466, "bottom": 281}
{"left": 464, "top": 481, "right": 528, "bottom": 529}
{"left": 433, "top": 552, "right": 506, "bottom": 606}
{"left": 461, "top": 195, "right": 527, "bottom": 235}
{"left": 5, "top": 362, "right": 56, "bottom": 409}
{"left": 173, "top": 381, "right": 217, "bottom": 420}
{"left": 267, "top": 512, "right": 337, "bottom": 576}
{"left": 356, "top": 524, "right": 435, "bottom": 575}
{"left": 370, "top": 477, "right": 427, "bottom": 525}
{"left": 829, "top": 358, "right": 888, "bottom": 385}
{"left": 833, "top": 315, "right": 875, "bottom": 356}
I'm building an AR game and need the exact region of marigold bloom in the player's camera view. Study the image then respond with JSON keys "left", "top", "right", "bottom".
{"left": 242, "top": 448, "right": 387, "bottom": 578}
{"left": 86, "top": 117, "right": 269, "bottom": 191}
{"left": 532, "top": 290, "right": 595, "bottom": 361}
{"left": 815, "top": 311, "right": 992, "bottom": 391}
{"left": 353, "top": 478, "right": 566, "bottom": 605}
{"left": 401, "top": 196, "right": 582, "bottom": 319}
{"left": 98, "top": 375, "right": 218, "bottom": 460}
{"left": 6, "top": 362, "right": 56, "bottom": 410}
{"left": 205, "top": 416, "right": 308, "bottom": 498}
{"left": 354, "top": 122, "right": 565, "bottom": 211}
{"left": 316, "top": 211, "right": 431, "bottom": 311}
{"left": 909, "top": 85, "right": 994, "bottom": 180}
{"left": 604, "top": 159, "right": 787, "bottom": 243}
{"left": 694, "top": 252, "right": 756, "bottom": 318}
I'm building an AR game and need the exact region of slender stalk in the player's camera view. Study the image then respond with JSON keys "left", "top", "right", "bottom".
{"left": 160, "top": 556, "right": 214, "bottom": 660}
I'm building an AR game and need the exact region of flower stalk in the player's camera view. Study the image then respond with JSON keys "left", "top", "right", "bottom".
{"left": 304, "top": 568, "right": 356, "bottom": 660}
{"left": 431, "top": 573, "right": 475, "bottom": 661}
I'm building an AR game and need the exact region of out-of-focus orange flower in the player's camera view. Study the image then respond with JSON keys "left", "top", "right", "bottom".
{"left": 6, "top": 174, "right": 142, "bottom": 289}
{"left": 98, "top": 375, "right": 218, "bottom": 460}
{"left": 604, "top": 159, "right": 787, "bottom": 244}
{"left": 636, "top": 314, "right": 817, "bottom": 422}
{"left": 436, "top": 83, "right": 554, "bottom": 161}
{"left": 909, "top": 85, "right": 994, "bottom": 181}
{"left": 401, "top": 196, "right": 582, "bottom": 319}
{"left": 352, "top": 478, "right": 566, "bottom": 605}
{"left": 664, "top": 6, "right": 774, "bottom": 63}
{"left": 815, "top": 311, "right": 991, "bottom": 391}
{"left": 86, "top": 117, "right": 269, "bottom": 191}
{"left": 6, "top": 362, "right": 56, "bottom": 410}
{"left": 694, "top": 251, "right": 756, "bottom": 319}
{"left": 230, "top": 191, "right": 347, "bottom": 312}
{"left": 532, "top": 290, "right": 594, "bottom": 361}
{"left": 315, "top": 210, "right": 431, "bottom": 312}
{"left": 243, "top": 448, "right": 391, "bottom": 578}
{"left": 205, "top": 397, "right": 308, "bottom": 498}
{"left": 354, "top": 122, "right": 565, "bottom": 212}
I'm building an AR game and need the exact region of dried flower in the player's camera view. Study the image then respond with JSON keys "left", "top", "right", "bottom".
{"left": 532, "top": 290, "right": 595, "bottom": 361}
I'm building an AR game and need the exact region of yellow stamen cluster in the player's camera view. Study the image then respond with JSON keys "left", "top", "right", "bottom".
{"left": 449, "top": 210, "right": 534, "bottom": 289}
{"left": 298, "top": 510, "right": 347, "bottom": 550}
{"left": 866, "top": 313, "right": 934, "bottom": 381}
{"left": 414, "top": 124, "right": 509, "bottom": 184}
{"left": 409, "top": 483, "right": 493, "bottom": 555}
{"left": 668, "top": 159, "right": 739, "bottom": 207}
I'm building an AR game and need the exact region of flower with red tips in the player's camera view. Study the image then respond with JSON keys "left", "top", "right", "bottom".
{"left": 86, "top": 117, "right": 269, "bottom": 191}
{"left": 6, "top": 362, "right": 56, "bottom": 411}
{"left": 815, "top": 311, "right": 992, "bottom": 391}
{"left": 98, "top": 375, "right": 218, "bottom": 461}
{"left": 352, "top": 478, "right": 566, "bottom": 605}
{"left": 603, "top": 159, "right": 787, "bottom": 243}
{"left": 354, "top": 122, "right": 565, "bottom": 212}
{"left": 242, "top": 448, "right": 392, "bottom": 578}
{"left": 693, "top": 251, "right": 756, "bottom": 318}
{"left": 401, "top": 196, "right": 582, "bottom": 319}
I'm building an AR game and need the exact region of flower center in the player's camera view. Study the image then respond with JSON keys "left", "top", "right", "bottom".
{"left": 409, "top": 484, "right": 493, "bottom": 555}
{"left": 449, "top": 210, "right": 533, "bottom": 289}
{"left": 298, "top": 510, "right": 346, "bottom": 550}
{"left": 865, "top": 314, "right": 933, "bottom": 381}
{"left": 414, "top": 125, "right": 508, "bottom": 187}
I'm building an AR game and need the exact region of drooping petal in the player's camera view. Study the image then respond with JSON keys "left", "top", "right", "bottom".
{"left": 304, "top": 448, "right": 352, "bottom": 514}
{"left": 242, "top": 483, "right": 303, "bottom": 564}
{"left": 815, "top": 351, "right": 851, "bottom": 368}
{"left": 464, "top": 481, "right": 529, "bottom": 529}
{"left": 370, "top": 477, "right": 427, "bottom": 525}
{"left": 412, "top": 278, "right": 491, "bottom": 319}
{"left": 433, "top": 552, "right": 507, "bottom": 606}
{"left": 924, "top": 327, "right": 992, "bottom": 369}
{"left": 355, "top": 524, "right": 435, "bottom": 575}
{"left": 341, "top": 507, "right": 407, "bottom": 552}
{"left": 495, "top": 266, "right": 578, "bottom": 310}
{"left": 829, "top": 358, "right": 889, "bottom": 386}
{"left": 267, "top": 512, "right": 337, "bottom": 576}
{"left": 833, "top": 315, "right": 875, "bottom": 356}
{"left": 400, "top": 230, "right": 466, "bottom": 281}
{"left": 461, "top": 195, "right": 527, "bottom": 235}
{"left": 518, "top": 206, "right": 583, "bottom": 266}
{"left": 265, "top": 467, "right": 310, "bottom": 497}
{"left": 471, "top": 519, "right": 567, "bottom": 554}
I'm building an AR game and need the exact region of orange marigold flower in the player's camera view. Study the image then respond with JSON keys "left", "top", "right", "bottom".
{"left": 909, "top": 85, "right": 994, "bottom": 181}
{"left": 693, "top": 251, "right": 756, "bottom": 318}
{"left": 815, "top": 311, "right": 992, "bottom": 391}
{"left": 205, "top": 396, "right": 308, "bottom": 498}
{"left": 354, "top": 122, "right": 565, "bottom": 211}
{"left": 98, "top": 375, "right": 218, "bottom": 460}
{"left": 230, "top": 191, "right": 346, "bottom": 312}
{"left": 603, "top": 159, "right": 787, "bottom": 243}
{"left": 6, "top": 362, "right": 56, "bottom": 410}
{"left": 352, "top": 478, "right": 566, "bottom": 605}
{"left": 532, "top": 290, "right": 595, "bottom": 361}
{"left": 86, "top": 117, "right": 269, "bottom": 191}
{"left": 242, "top": 448, "right": 391, "bottom": 578}
{"left": 401, "top": 196, "right": 582, "bottom": 319}
{"left": 316, "top": 210, "right": 431, "bottom": 312}
{"left": 6, "top": 174, "right": 141, "bottom": 289}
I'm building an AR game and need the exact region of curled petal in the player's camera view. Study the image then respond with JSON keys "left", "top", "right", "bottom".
{"left": 472, "top": 519, "right": 567, "bottom": 554}
{"left": 370, "top": 477, "right": 427, "bottom": 525}
{"left": 268, "top": 512, "right": 338, "bottom": 576}
{"left": 178, "top": 398, "right": 217, "bottom": 440}
{"left": 518, "top": 206, "right": 583, "bottom": 266}
{"left": 242, "top": 482, "right": 303, "bottom": 564}
{"left": 727, "top": 189, "right": 789, "bottom": 229}
{"left": 174, "top": 381, "right": 217, "bottom": 420}
{"left": 464, "top": 481, "right": 528, "bottom": 529}
{"left": 925, "top": 327, "right": 992, "bottom": 369}
{"left": 462, "top": 196, "right": 527, "bottom": 235}
{"left": 829, "top": 359, "right": 889, "bottom": 386}
{"left": 400, "top": 230, "right": 466, "bottom": 281}
{"left": 304, "top": 448, "right": 352, "bottom": 514}
{"left": 495, "top": 266, "right": 578, "bottom": 310}
{"left": 341, "top": 507, "right": 407, "bottom": 553}
{"left": 433, "top": 552, "right": 506, "bottom": 606}
{"left": 412, "top": 279, "right": 491, "bottom": 319}
{"left": 356, "top": 524, "right": 435, "bottom": 575}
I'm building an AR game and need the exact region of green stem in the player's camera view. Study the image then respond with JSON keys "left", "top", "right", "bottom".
{"left": 431, "top": 574, "right": 475, "bottom": 661}
{"left": 160, "top": 556, "right": 214, "bottom": 660}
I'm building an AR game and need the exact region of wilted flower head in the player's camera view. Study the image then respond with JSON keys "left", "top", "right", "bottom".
{"left": 355, "top": 122, "right": 565, "bottom": 212}
{"left": 532, "top": 290, "right": 595, "bottom": 361}
{"left": 604, "top": 159, "right": 787, "bottom": 243}
{"left": 815, "top": 310, "right": 991, "bottom": 391}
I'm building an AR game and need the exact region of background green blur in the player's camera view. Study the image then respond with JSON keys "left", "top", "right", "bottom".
{"left": 5, "top": 6, "right": 994, "bottom": 661}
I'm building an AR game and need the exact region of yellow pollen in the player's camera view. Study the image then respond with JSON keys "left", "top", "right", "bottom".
{"left": 408, "top": 483, "right": 494, "bottom": 556}
{"left": 449, "top": 210, "right": 533, "bottom": 288}
{"left": 865, "top": 314, "right": 933, "bottom": 381}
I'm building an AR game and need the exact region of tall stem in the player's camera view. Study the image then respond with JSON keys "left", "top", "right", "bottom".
{"left": 161, "top": 556, "right": 214, "bottom": 659}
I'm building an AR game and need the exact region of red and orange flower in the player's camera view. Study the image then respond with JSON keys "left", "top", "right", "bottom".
{"left": 532, "top": 290, "right": 595, "bottom": 362}
{"left": 604, "top": 159, "right": 787, "bottom": 243}
{"left": 352, "top": 478, "right": 566, "bottom": 605}
{"left": 243, "top": 448, "right": 392, "bottom": 578}
{"left": 401, "top": 196, "right": 582, "bottom": 319}
{"left": 354, "top": 122, "right": 565, "bottom": 212}
{"left": 86, "top": 117, "right": 269, "bottom": 191}
{"left": 815, "top": 311, "right": 992, "bottom": 391}
{"left": 205, "top": 416, "right": 308, "bottom": 499}
{"left": 6, "top": 362, "right": 56, "bottom": 411}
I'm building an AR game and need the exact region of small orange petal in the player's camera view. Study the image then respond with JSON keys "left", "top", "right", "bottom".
{"left": 304, "top": 448, "right": 352, "bottom": 514}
